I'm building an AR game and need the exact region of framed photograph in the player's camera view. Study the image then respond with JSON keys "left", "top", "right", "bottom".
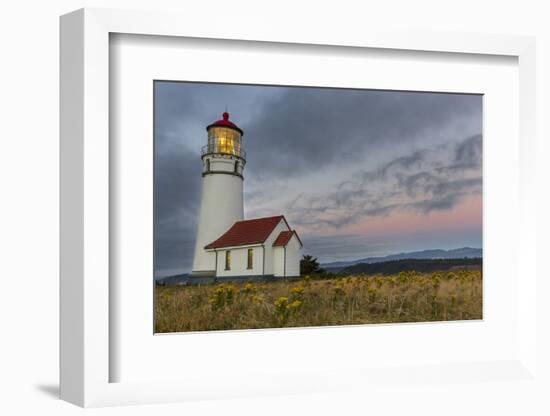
{"left": 153, "top": 81, "right": 483, "bottom": 334}
{"left": 60, "top": 8, "right": 538, "bottom": 408}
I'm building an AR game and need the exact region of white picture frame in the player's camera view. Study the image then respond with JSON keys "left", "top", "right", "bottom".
{"left": 60, "top": 8, "right": 538, "bottom": 408}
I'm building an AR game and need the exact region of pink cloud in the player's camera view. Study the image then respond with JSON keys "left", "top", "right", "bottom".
{"left": 310, "top": 195, "right": 482, "bottom": 238}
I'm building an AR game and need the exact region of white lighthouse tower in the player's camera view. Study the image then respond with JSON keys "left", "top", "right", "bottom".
{"left": 190, "top": 112, "right": 246, "bottom": 277}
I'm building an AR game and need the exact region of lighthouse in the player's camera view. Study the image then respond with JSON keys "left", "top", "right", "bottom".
{"left": 190, "top": 112, "right": 303, "bottom": 282}
{"left": 191, "top": 112, "right": 246, "bottom": 277}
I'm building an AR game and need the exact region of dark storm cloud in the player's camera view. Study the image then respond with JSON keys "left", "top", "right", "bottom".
{"left": 154, "top": 134, "right": 202, "bottom": 276}
{"left": 243, "top": 88, "right": 480, "bottom": 180}
{"left": 153, "top": 81, "right": 482, "bottom": 276}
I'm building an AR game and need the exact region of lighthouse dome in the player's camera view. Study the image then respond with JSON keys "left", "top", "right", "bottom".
{"left": 206, "top": 112, "right": 244, "bottom": 135}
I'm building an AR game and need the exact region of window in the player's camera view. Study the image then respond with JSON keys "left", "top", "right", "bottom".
{"left": 225, "top": 250, "right": 231, "bottom": 270}
{"left": 208, "top": 126, "right": 242, "bottom": 156}
{"left": 234, "top": 161, "right": 239, "bottom": 173}
{"left": 247, "top": 248, "right": 253, "bottom": 269}
{"left": 205, "top": 159, "right": 210, "bottom": 172}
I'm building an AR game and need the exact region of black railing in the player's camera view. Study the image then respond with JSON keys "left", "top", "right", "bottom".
{"left": 201, "top": 145, "right": 246, "bottom": 160}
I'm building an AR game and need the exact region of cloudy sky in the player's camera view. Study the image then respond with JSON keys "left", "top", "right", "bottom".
{"left": 154, "top": 81, "right": 482, "bottom": 277}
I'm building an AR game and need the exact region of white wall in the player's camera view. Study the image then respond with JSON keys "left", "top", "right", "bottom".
{"left": 262, "top": 219, "right": 290, "bottom": 275}
{"left": 191, "top": 167, "right": 244, "bottom": 273}
{"left": 273, "top": 246, "right": 284, "bottom": 276}
{"left": 215, "top": 245, "right": 263, "bottom": 277}
{"left": 284, "top": 234, "right": 302, "bottom": 277}
{"left": 272, "top": 235, "right": 301, "bottom": 277}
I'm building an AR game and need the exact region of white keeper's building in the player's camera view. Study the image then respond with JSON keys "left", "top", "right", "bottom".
{"left": 190, "top": 112, "right": 303, "bottom": 281}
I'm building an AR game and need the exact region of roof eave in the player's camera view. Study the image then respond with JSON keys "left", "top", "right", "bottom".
{"left": 205, "top": 242, "right": 264, "bottom": 251}
{"left": 292, "top": 230, "right": 304, "bottom": 248}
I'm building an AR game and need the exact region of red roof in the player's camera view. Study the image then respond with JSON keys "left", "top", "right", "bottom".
{"left": 205, "top": 216, "right": 287, "bottom": 249}
{"left": 273, "top": 230, "right": 294, "bottom": 247}
{"left": 206, "top": 112, "right": 243, "bottom": 135}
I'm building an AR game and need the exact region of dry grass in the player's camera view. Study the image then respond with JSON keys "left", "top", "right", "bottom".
{"left": 154, "top": 270, "right": 482, "bottom": 333}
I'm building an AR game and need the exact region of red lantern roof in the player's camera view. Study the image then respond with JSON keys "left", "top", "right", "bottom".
{"left": 206, "top": 112, "right": 244, "bottom": 135}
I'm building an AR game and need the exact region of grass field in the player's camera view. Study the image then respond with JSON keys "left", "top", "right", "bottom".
{"left": 154, "top": 270, "right": 482, "bottom": 333}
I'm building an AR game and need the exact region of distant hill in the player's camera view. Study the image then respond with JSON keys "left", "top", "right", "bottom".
{"left": 322, "top": 247, "right": 482, "bottom": 272}
{"left": 339, "top": 257, "right": 482, "bottom": 276}
{"left": 156, "top": 273, "right": 189, "bottom": 286}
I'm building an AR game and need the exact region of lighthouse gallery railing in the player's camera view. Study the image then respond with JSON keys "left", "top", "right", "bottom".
{"left": 201, "top": 144, "right": 246, "bottom": 160}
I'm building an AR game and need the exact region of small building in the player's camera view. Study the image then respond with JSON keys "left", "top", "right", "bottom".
{"left": 205, "top": 215, "right": 303, "bottom": 279}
